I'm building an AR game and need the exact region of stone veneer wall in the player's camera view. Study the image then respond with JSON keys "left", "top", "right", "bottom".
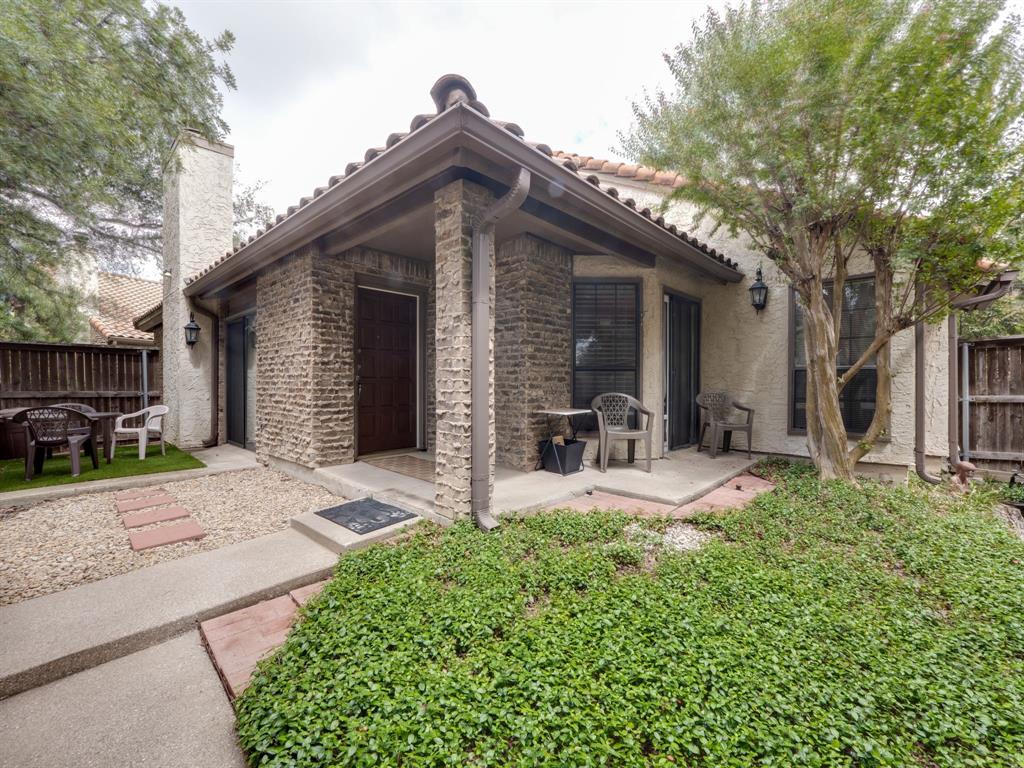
{"left": 255, "top": 242, "right": 435, "bottom": 468}
{"left": 310, "top": 246, "right": 435, "bottom": 465}
{"left": 433, "top": 179, "right": 495, "bottom": 521}
{"left": 255, "top": 245, "right": 317, "bottom": 466}
{"left": 495, "top": 234, "right": 573, "bottom": 471}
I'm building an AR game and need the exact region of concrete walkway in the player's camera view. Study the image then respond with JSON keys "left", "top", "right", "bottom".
{"left": 0, "top": 444, "right": 258, "bottom": 508}
{"left": 0, "top": 632, "right": 245, "bottom": 768}
{"left": 0, "top": 527, "right": 337, "bottom": 698}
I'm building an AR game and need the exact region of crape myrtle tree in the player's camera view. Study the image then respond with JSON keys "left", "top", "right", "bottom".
{"left": 0, "top": 0, "right": 235, "bottom": 341}
{"left": 625, "top": 0, "right": 1024, "bottom": 480}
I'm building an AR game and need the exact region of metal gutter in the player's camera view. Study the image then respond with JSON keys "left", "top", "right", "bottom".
{"left": 914, "top": 282, "right": 940, "bottom": 484}
{"left": 471, "top": 168, "right": 532, "bottom": 532}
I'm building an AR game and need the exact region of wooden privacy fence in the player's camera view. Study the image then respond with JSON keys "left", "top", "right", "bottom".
{"left": 959, "top": 335, "right": 1024, "bottom": 472}
{"left": 0, "top": 341, "right": 161, "bottom": 460}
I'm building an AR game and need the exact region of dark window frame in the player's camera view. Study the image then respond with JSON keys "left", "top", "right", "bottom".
{"left": 787, "top": 275, "right": 885, "bottom": 438}
{"left": 571, "top": 278, "right": 643, "bottom": 428}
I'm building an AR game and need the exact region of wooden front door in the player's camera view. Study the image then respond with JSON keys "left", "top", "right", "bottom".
{"left": 356, "top": 287, "right": 417, "bottom": 455}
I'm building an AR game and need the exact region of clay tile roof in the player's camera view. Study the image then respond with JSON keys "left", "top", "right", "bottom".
{"left": 183, "top": 76, "right": 738, "bottom": 287}
{"left": 552, "top": 151, "right": 686, "bottom": 188}
{"left": 91, "top": 271, "right": 161, "bottom": 343}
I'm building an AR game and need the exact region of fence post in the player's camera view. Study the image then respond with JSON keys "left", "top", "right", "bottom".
{"left": 960, "top": 341, "right": 971, "bottom": 461}
{"left": 141, "top": 349, "right": 149, "bottom": 409}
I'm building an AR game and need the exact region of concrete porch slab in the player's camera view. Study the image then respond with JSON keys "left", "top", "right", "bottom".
{"left": 495, "top": 447, "right": 756, "bottom": 514}
{"left": 273, "top": 448, "right": 756, "bottom": 528}
{"left": 0, "top": 528, "right": 337, "bottom": 699}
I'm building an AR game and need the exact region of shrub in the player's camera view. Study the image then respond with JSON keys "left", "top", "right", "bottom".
{"left": 236, "top": 471, "right": 1024, "bottom": 767}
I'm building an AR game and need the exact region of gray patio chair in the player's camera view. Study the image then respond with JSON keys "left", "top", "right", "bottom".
{"left": 696, "top": 391, "right": 754, "bottom": 459}
{"left": 13, "top": 406, "right": 98, "bottom": 480}
{"left": 54, "top": 402, "right": 98, "bottom": 438}
{"left": 590, "top": 393, "right": 653, "bottom": 473}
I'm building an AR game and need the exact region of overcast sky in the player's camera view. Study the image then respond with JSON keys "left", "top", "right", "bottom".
{"left": 172, "top": 1, "right": 717, "bottom": 214}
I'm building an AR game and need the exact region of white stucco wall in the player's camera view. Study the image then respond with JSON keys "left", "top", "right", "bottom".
{"left": 573, "top": 176, "right": 949, "bottom": 471}
{"left": 161, "top": 134, "right": 234, "bottom": 449}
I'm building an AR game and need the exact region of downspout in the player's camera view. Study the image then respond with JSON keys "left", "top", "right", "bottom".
{"left": 914, "top": 282, "right": 940, "bottom": 484}
{"left": 190, "top": 301, "right": 220, "bottom": 448}
{"left": 471, "top": 168, "right": 531, "bottom": 532}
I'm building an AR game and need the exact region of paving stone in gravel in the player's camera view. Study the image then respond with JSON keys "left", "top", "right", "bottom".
{"left": 129, "top": 519, "right": 205, "bottom": 551}
{"left": 0, "top": 467, "right": 342, "bottom": 606}
{"left": 121, "top": 505, "right": 191, "bottom": 529}
{"left": 113, "top": 487, "right": 168, "bottom": 501}
{"left": 116, "top": 494, "right": 176, "bottom": 513}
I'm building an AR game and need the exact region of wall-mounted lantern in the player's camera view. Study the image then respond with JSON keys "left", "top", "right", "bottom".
{"left": 184, "top": 312, "right": 201, "bottom": 346}
{"left": 749, "top": 265, "right": 769, "bottom": 313}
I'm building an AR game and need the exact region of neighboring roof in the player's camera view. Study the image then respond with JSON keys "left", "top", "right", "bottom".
{"left": 184, "top": 74, "right": 740, "bottom": 294}
{"left": 91, "top": 271, "right": 161, "bottom": 343}
{"left": 551, "top": 151, "right": 686, "bottom": 189}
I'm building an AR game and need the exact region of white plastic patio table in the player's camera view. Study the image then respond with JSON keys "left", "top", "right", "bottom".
{"left": 535, "top": 408, "right": 592, "bottom": 474}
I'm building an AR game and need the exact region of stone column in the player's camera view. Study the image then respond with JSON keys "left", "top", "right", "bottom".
{"left": 495, "top": 235, "right": 573, "bottom": 471}
{"left": 161, "top": 132, "right": 234, "bottom": 449}
{"left": 433, "top": 179, "right": 495, "bottom": 521}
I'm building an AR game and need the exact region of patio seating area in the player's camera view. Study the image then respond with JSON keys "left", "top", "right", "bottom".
{"left": 0, "top": 404, "right": 185, "bottom": 491}
{"left": 286, "top": 444, "right": 757, "bottom": 532}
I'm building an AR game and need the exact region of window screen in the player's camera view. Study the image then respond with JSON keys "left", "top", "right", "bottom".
{"left": 792, "top": 278, "right": 876, "bottom": 435}
{"left": 572, "top": 282, "right": 640, "bottom": 427}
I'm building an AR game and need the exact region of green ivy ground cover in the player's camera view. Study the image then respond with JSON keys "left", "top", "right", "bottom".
{"left": 237, "top": 465, "right": 1024, "bottom": 767}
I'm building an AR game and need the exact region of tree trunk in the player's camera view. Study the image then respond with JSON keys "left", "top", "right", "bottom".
{"left": 801, "top": 282, "right": 855, "bottom": 481}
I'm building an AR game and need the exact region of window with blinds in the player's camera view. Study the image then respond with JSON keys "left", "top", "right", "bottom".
{"left": 572, "top": 281, "right": 640, "bottom": 428}
{"left": 791, "top": 277, "right": 877, "bottom": 435}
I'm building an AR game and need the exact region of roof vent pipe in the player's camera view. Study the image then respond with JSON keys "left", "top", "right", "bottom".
{"left": 471, "top": 168, "right": 531, "bottom": 532}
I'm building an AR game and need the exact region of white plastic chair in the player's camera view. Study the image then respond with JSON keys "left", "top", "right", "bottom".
{"left": 114, "top": 405, "right": 169, "bottom": 460}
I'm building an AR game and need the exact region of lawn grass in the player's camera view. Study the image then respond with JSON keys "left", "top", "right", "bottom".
{"left": 236, "top": 464, "right": 1024, "bottom": 767}
{"left": 0, "top": 443, "right": 204, "bottom": 493}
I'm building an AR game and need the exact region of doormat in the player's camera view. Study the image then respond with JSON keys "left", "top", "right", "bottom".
{"left": 314, "top": 499, "right": 417, "bottom": 535}
{"left": 361, "top": 453, "right": 434, "bottom": 482}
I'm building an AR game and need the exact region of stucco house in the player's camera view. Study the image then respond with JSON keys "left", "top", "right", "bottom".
{"left": 136, "top": 74, "right": 953, "bottom": 525}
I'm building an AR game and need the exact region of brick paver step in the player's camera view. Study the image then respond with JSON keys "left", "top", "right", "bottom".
{"left": 116, "top": 494, "right": 176, "bottom": 513}
{"left": 121, "top": 505, "right": 191, "bottom": 530}
{"left": 128, "top": 519, "right": 205, "bottom": 551}
{"left": 113, "top": 487, "right": 168, "bottom": 501}
{"left": 200, "top": 595, "right": 299, "bottom": 698}
{"left": 289, "top": 580, "right": 329, "bottom": 607}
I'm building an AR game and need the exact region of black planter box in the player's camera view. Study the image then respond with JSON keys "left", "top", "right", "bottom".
{"left": 538, "top": 438, "right": 586, "bottom": 476}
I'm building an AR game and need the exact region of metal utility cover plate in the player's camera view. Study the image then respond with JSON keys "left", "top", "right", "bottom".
{"left": 314, "top": 498, "right": 417, "bottom": 535}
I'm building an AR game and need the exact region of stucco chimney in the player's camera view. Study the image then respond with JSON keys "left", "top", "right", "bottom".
{"left": 161, "top": 131, "right": 234, "bottom": 448}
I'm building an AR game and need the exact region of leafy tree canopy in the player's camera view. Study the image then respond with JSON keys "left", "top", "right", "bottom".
{"left": 625, "top": 0, "right": 1024, "bottom": 478}
{"left": 0, "top": 0, "right": 234, "bottom": 341}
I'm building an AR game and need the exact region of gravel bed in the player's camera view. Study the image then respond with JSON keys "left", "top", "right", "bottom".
{"left": 662, "top": 522, "right": 711, "bottom": 552}
{"left": 0, "top": 467, "right": 341, "bottom": 606}
{"left": 625, "top": 521, "right": 711, "bottom": 554}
